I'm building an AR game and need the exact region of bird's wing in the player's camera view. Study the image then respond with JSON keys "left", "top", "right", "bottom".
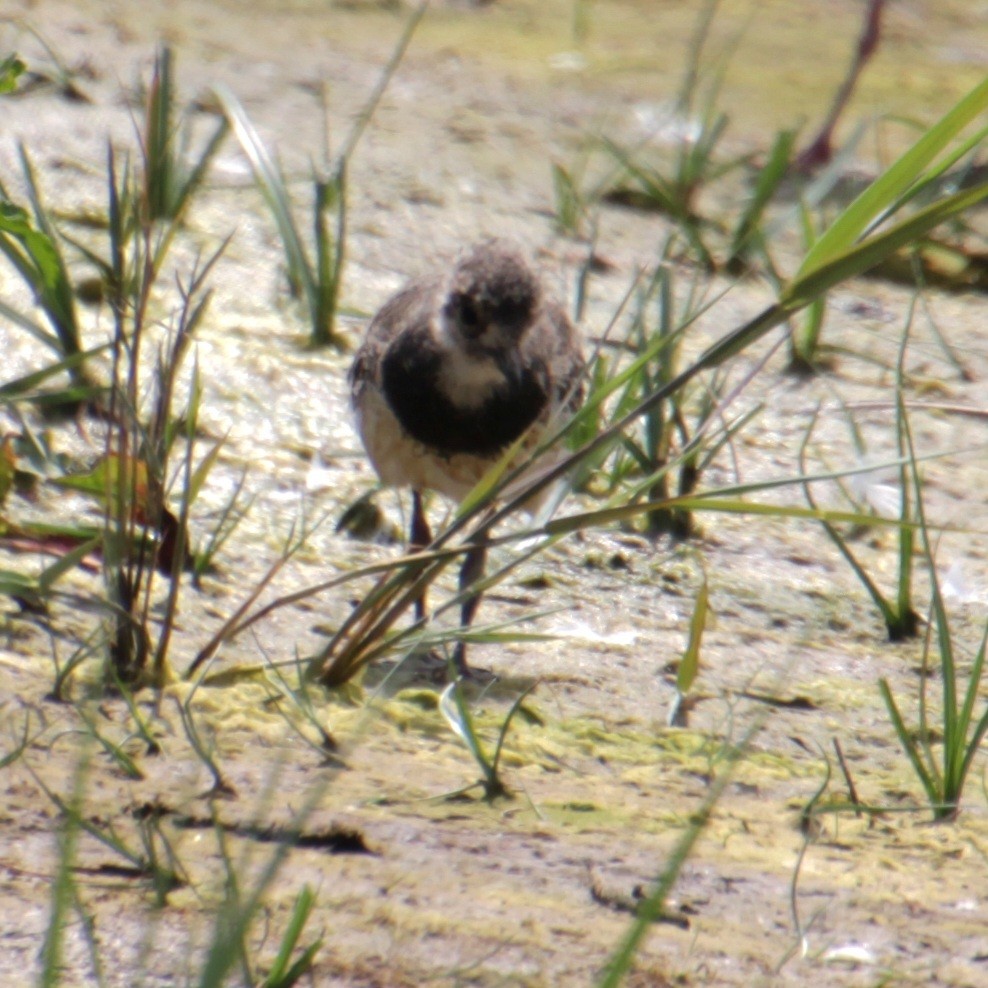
{"left": 530, "top": 301, "right": 586, "bottom": 411}
{"left": 349, "top": 277, "right": 441, "bottom": 399}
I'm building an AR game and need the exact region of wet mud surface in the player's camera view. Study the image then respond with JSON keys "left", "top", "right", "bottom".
{"left": 1, "top": 2, "right": 988, "bottom": 985}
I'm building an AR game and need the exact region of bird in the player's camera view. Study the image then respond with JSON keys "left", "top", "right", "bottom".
{"left": 349, "top": 239, "right": 585, "bottom": 676}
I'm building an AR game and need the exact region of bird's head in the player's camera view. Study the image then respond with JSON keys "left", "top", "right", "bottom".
{"left": 441, "top": 241, "right": 540, "bottom": 359}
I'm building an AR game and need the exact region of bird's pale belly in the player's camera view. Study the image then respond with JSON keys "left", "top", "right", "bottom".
{"left": 355, "top": 387, "right": 521, "bottom": 502}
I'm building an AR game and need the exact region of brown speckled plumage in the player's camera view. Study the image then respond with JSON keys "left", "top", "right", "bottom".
{"left": 350, "top": 240, "right": 584, "bottom": 500}
{"left": 349, "top": 240, "right": 585, "bottom": 676}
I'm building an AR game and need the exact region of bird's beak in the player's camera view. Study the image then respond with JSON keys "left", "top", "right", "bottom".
{"left": 494, "top": 346, "right": 525, "bottom": 387}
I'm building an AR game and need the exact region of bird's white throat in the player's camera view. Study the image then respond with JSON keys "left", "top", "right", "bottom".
{"left": 436, "top": 345, "right": 509, "bottom": 410}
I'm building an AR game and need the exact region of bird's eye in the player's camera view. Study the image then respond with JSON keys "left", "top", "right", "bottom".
{"left": 453, "top": 293, "right": 482, "bottom": 335}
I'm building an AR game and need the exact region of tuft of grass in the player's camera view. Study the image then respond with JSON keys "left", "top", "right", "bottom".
{"left": 215, "top": 2, "right": 426, "bottom": 349}
{"left": 215, "top": 83, "right": 348, "bottom": 349}
{"left": 878, "top": 394, "right": 988, "bottom": 821}
{"left": 438, "top": 680, "right": 537, "bottom": 801}
{"left": 142, "top": 46, "right": 229, "bottom": 224}
{"left": 881, "top": 615, "right": 988, "bottom": 822}
{"left": 0, "top": 48, "right": 238, "bottom": 691}
{"left": 798, "top": 321, "right": 920, "bottom": 642}
{"left": 0, "top": 146, "right": 93, "bottom": 396}
{"left": 259, "top": 885, "right": 323, "bottom": 988}
{"left": 95, "top": 238, "right": 226, "bottom": 689}
{"left": 591, "top": 252, "right": 745, "bottom": 540}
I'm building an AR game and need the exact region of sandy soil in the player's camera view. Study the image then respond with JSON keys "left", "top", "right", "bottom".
{"left": 1, "top": 1, "right": 988, "bottom": 985}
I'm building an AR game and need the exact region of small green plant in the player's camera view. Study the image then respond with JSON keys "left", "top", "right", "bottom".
{"left": 217, "top": 85, "right": 348, "bottom": 349}
{"left": 142, "top": 46, "right": 229, "bottom": 224}
{"left": 259, "top": 885, "right": 323, "bottom": 988}
{"left": 0, "top": 53, "right": 26, "bottom": 93}
{"left": 667, "top": 576, "right": 709, "bottom": 727}
{"left": 174, "top": 673, "right": 235, "bottom": 797}
{"left": 878, "top": 397, "right": 988, "bottom": 821}
{"left": 594, "top": 255, "right": 745, "bottom": 539}
{"left": 439, "top": 680, "right": 536, "bottom": 801}
{"left": 0, "top": 69, "right": 233, "bottom": 690}
{"left": 799, "top": 356, "right": 919, "bottom": 642}
{"left": 599, "top": 1, "right": 748, "bottom": 271}
{"left": 94, "top": 246, "right": 224, "bottom": 688}
{"left": 0, "top": 147, "right": 95, "bottom": 397}
{"left": 882, "top": 612, "right": 988, "bottom": 822}
{"left": 262, "top": 651, "right": 339, "bottom": 762}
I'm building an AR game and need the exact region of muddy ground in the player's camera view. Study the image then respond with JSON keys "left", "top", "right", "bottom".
{"left": 1, "top": 1, "right": 988, "bottom": 985}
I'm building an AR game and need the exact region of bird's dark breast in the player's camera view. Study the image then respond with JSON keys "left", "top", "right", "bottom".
{"left": 381, "top": 333, "right": 549, "bottom": 458}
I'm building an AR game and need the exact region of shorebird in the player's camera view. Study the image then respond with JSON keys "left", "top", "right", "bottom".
{"left": 349, "top": 239, "right": 585, "bottom": 675}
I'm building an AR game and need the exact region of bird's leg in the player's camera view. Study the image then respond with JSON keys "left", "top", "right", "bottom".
{"left": 451, "top": 539, "right": 488, "bottom": 677}
{"left": 410, "top": 490, "right": 432, "bottom": 621}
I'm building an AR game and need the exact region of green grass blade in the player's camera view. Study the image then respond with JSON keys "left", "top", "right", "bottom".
{"left": 311, "top": 166, "right": 347, "bottom": 348}
{"left": 175, "top": 114, "right": 230, "bottom": 214}
{"left": 439, "top": 680, "right": 492, "bottom": 786}
{"left": 338, "top": 1, "right": 427, "bottom": 162}
{"left": 960, "top": 624, "right": 988, "bottom": 780}
{"left": 785, "top": 181, "right": 988, "bottom": 308}
{"left": 187, "top": 435, "right": 228, "bottom": 505}
{"left": 38, "top": 755, "right": 88, "bottom": 988}
{"left": 0, "top": 708, "right": 34, "bottom": 769}
{"left": 491, "top": 684, "right": 538, "bottom": 778}
{"left": 797, "top": 75, "right": 988, "bottom": 279}
{"left": 214, "top": 85, "right": 314, "bottom": 303}
{"left": 886, "top": 123, "right": 988, "bottom": 217}
{"left": 0, "top": 297, "right": 60, "bottom": 351}
{"left": 878, "top": 678, "right": 938, "bottom": 806}
{"left": 728, "top": 128, "right": 795, "bottom": 263}
{"left": 16, "top": 144, "right": 83, "bottom": 358}
{"left": 261, "top": 885, "right": 320, "bottom": 988}
{"left": 677, "top": 578, "right": 708, "bottom": 695}
{"left": 145, "top": 46, "right": 174, "bottom": 220}
{"left": 38, "top": 536, "right": 102, "bottom": 591}
{"left": 0, "top": 345, "right": 108, "bottom": 399}
{"left": 544, "top": 496, "right": 917, "bottom": 538}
